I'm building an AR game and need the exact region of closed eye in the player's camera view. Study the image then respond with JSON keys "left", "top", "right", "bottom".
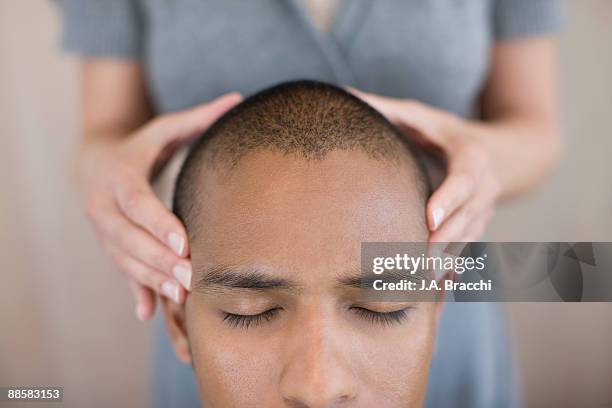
{"left": 222, "top": 308, "right": 282, "bottom": 330}
{"left": 222, "top": 306, "right": 411, "bottom": 329}
{"left": 350, "top": 307, "right": 410, "bottom": 326}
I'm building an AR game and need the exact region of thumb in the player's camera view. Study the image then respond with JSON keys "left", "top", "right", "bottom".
{"left": 348, "top": 87, "right": 451, "bottom": 150}
{"left": 154, "top": 92, "right": 243, "bottom": 146}
{"left": 144, "top": 92, "right": 243, "bottom": 169}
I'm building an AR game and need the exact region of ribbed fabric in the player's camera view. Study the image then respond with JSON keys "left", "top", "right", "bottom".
{"left": 57, "top": 0, "right": 142, "bottom": 58}
{"left": 494, "top": 0, "right": 565, "bottom": 39}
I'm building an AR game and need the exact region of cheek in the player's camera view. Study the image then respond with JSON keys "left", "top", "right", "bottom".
{"left": 184, "top": 302, "right": 438, "bottom": 406}
{"left": 357, "top": 311, "right": 437, "bottom": 404}
{"left": 186, "top": 313, "right": 282, "bottom": 406}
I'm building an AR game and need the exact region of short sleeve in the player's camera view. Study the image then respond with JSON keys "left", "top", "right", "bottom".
{"left": 55, "top": 0, "right": 143, "bottom": 58}
{"left": 493, "top": 0, "right": 565, "bottom": 39}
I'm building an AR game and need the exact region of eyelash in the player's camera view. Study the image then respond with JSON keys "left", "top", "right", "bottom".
{"left": 222, "top": 307, "right": 409, "bottom": 329}
{"left": 223, "top": 308, "right": 281, "bottom": 330}
{"left": 350, "top": 307, "right": 409, "bottom": 326}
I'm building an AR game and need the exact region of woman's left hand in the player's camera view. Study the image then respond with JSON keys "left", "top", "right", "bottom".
{"left": 350, "top": 89, "right": 501, "bottom": 242}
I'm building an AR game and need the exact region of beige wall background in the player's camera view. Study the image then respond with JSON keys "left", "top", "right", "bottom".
{"left": 0, "top": 1, "right": 610, "bottom": 407}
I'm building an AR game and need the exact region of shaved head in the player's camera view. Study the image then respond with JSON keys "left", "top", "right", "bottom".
{"left": 173, "top": 80, "right": 431, "bottom": 235}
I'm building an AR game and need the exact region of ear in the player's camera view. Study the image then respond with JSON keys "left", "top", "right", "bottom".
{"left": 160, "top": 297, "right": 192, "bottom": 364}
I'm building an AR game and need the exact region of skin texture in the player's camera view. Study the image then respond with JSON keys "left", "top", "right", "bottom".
{"left": 162, "top": 150, "right": 443, "bottom": 407}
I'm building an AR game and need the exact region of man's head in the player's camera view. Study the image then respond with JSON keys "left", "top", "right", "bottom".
{"left": 164, "top": 81, "right": 440, "bottom": 407}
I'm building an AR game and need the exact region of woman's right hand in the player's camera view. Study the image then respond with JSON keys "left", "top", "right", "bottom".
{"left": 77, "top": 93, "right": 243, "bottom": 320}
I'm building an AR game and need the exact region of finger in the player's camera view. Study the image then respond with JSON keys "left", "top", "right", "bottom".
{"left": 91, "top": 196, "right": 192, "bottom": 290}
{"left": 127, "top": 280, "right": 157, "bottom": 321}
{"left": 429, "top": 195, "right": 487, "bottom": 243}
{"left": 150, "top": 92, "right": 243, "bottom": 146}
{"left": 113, "top": 176, "right": 190, "bottom": 259}
{"left": 347, "top": 87, "right": 406, "bottom": 122}
{"left": 109, "top": 245, "right": 185, "bottom": 304}
{"left": 347, "top": 87, "right": 448, "bottom": 145}
{"left": 123, "top": 255, "right": 185, "bottom": 304}
{"left": 429, "top": 206, "right": 468, "bottom": 243}
{"left": 429, "top": 146, "right": 497, "bottom": 232}
{"left": 427, "top": 172, "right": 475, "bottom": 231}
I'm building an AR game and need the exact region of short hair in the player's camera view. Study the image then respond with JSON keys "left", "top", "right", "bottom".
{"left": 173, "top": 80, "right": 431, "bottom": 230}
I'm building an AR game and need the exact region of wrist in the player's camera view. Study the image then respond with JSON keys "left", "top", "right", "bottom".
{"left": 74, "top": 136, "right": 123, "bottom": 191}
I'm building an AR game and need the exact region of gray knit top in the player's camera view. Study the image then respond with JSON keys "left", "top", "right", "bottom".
{"left": 57, "top": 0, "right": 563, "bottom": 118}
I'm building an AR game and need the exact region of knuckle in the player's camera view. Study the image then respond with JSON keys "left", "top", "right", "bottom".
{"left": 133, "top": 265, "right": 157, "bottom": 289}
{"left": 108, "top": 167, "right": 135, "bottom": 190}
{"left": 114, "top": 232, "right": 132, "bottom": 253}
{"left": 112, "top": 223, "right": 139, "bottom": 252}
{"left": 123, "top": 189, "right": 147, "bottom": 214}
{"left": 453, "top": 172, "right": 472, "bottom": 189}
{"left": 111, "top": 254, "right": 132, "bottom": 278}
{"left": 463, "top": 203, "right": 477, "bottom": 220}
{"left": 151, "top": 215, "right": 172, "bottom": 239}
{"left": 151, "top": 249, "right": 176, "bottom": 272}
{"left": 122, "top": 259, "right": 157, "bottom": 290}
{"left": 462, "top": 144, "right": 488, "bottom": 168}
{"left": 150, "top": 275, "right": 166, "bottom": 293}
{"left": 112, "top": 164, "right": 131, "bottom": 180}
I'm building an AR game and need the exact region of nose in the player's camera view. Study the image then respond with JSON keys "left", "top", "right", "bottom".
{"left": 279, "top": 313, "right": 357, "bottom": 407}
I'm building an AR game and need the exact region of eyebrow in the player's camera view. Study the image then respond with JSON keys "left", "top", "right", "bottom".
{"left": 336, "top": 267, "right": 366, "bottom": 289}
{"left": 194, "top": 264, "right": 426, "bottom": 294}
{"left": 194, "top": 264, "right": 299, "bottom": 293}
{"left": 336, "top": 269, "right": 425, "bottom": 289}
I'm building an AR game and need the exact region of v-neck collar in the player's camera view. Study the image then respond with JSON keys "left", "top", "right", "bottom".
{"left": 285, "top": 0, "right": 371, "bottom": 86}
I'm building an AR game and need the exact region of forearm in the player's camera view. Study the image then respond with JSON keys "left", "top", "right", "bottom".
{"left": 74, "top": 131, "right": 126, "bottom": 190}
{"left": 76, "top": 60, "right": 154, "bottom": 188}
{"left": 77, "top": 112, "right": 151, "bottom": 174}
{"left": 473, "top": 38, "right": 561, "bottom": 199}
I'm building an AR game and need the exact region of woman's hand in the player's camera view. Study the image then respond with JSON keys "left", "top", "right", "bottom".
{"left": 350, "top": 89, "right": 501, "bottom": 242}
{"left": 77, "top": 93, "right": 242, "bottom": 320}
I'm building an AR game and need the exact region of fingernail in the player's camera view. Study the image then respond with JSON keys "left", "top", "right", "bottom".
{"left": 168, "top": 233, "right": 185, "bottom": 256}
{"left": 136, "top": 304, "right": 147, "bottom": 321}
{"left": 162, "top": 281, "right": 180, "bottom": 303}
{"left": 173, "top": 264, "right": 192, "bottom": 291}
{"left": 432, "top": 208, "right": 445, "bottom": 230}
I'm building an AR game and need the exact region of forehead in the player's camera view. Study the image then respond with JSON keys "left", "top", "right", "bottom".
{"left": 189, "top": 150, "right": 427, "bottom": 275}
